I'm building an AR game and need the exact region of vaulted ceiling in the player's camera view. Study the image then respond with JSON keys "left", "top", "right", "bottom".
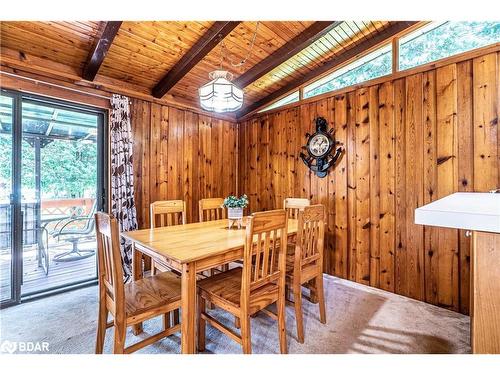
{"left": 0, "top": 21, "right": 416, "bottom": 118}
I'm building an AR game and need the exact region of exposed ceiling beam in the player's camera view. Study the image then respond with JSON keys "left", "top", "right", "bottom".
{"left": 82, "top": 21, "right": 122, "bottom": 81}
{"left": 152, "top": 21, "right": 241, "bottom": 99}
{"left": 233, "top": 21, "right": 342, "bottom": 88}
{"left": 237, "top": 21, "right": 418, "bottom": 118}
{"left": 0, "top": 50, "right": 238, "bottom": 121}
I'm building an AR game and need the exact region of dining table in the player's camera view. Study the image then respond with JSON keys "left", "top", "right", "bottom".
{"left": 121, "top": 217, "right": 298, "bottom": 354}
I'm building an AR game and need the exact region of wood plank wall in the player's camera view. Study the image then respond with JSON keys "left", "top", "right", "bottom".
{"left": 130, "top": 99, "right": 238, "bottom": 228}
{"left": 238, "top": 51, "right": 500, "bottom": 314}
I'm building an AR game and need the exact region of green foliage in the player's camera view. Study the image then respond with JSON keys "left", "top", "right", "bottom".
{"left": 223, "top": 194, "right": 249, "bottom": 208}
{"left": 39, "top": 139, "right": 97, "bottom": 198}
{"left": 305, "top": 22, "right": 500, "bottom": 99}
{"left": 306, "top": 49, "right": 391, "bottom": 98}
{"left": 399, "top": 22, "right": 500, "bottom": 70}
{"left": 0, "top": 136, "right": 97, "bottom": 199}
{"left": 0, "top": 136, "right": 12, "bottom": 199}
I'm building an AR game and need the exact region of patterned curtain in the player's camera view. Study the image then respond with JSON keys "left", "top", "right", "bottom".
{"left": 110, "top": 94, "right": 138, "bottom": 278}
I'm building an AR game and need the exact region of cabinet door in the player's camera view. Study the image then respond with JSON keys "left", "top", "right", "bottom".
{"left": 472, "top": 231, "right": 500, "bottom": 354}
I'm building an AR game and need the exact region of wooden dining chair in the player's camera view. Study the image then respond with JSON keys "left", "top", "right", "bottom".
{"left": 283, "top": 197, "right": 311, "bottom": 258}
{"left": 285, "top": 204, "right": 326, "bottom": 343}
{"left": 283, "top": 198, "right": 310, "bottom": 219}
{"left": 94, "top": 212, "right": 181, "bottom": 354}
{"left": 199, "top": 197, "right": 226, "bottom": 222}
{"left": 149, "top": 200, "right": 186, "bottom": 327}
{"left": 199, "top": 197, "right": 229, "bottom": 272}
{"left": 150, "top": 200, "right": 186, "bottom": 274}
{"left": 197, "top": 209, "right": 289, "bottom": 354}
{"left": 151, "top": 200, "right": 186, "bottom": 228}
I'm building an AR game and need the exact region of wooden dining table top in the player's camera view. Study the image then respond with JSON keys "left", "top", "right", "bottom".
{"left": 121, "top": 218, "right": 298, "bottom": 264}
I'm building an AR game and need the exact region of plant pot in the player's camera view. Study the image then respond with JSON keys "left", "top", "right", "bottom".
{"left": 227, "top": 207, "right": 243, "bottom": 220}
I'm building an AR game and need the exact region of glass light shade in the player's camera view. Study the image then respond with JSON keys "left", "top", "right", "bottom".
{"left": 198, "top": 70, "right": 243, "bottom": 113}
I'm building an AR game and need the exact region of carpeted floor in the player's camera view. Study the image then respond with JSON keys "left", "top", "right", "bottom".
{"left": 0, "top": 275, "right": 470, "bottom": 354}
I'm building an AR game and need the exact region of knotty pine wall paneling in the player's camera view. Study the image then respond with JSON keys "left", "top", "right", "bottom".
{"left": 238, "top": 51, "right": 500, "bottom": 313}
{"left": 130, "top": 99, "right": 238, "bottom": 228}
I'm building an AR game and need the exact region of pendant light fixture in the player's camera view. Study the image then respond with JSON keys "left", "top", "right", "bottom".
{"left": 199, "top": 70, "right": 243, "bottom": 112}
{"left": 199, "top": 22, "right": 259, "bottom": 113}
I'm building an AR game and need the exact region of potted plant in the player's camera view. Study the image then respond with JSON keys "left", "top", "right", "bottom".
{"left": 223, "top": 194, "right": 248, "bottom": 227}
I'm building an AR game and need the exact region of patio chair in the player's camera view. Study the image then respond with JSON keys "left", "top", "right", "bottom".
{"left": 50, "top": 201, "right": 97, "bottom": 262}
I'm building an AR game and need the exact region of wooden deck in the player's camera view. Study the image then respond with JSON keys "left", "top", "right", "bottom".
{"left": 0, "top": 240, "right": 97, "bottom": 300}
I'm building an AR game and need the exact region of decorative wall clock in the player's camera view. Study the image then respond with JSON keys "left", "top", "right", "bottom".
{"left": 299, "top": 116, "right": 344, "bottom": 178}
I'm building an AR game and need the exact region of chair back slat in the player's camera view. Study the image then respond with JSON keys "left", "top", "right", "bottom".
{"left": 295, "top": 205, "right": 325, "bottom": 270}
{"left": 95, "top": 212, "right": 125, "bottom": 313}
{"left": 242, "top": 210, "right": 288, "bottom": 300}
{"left": 261, "top": 231, "right": 271, "bottom": 277}
{"left": 283, "top": 198, "right": 310, "bottom": 219}
{"left": 268, "top": 229, "right": 277, "bottom": 276}
{"left": 150, "top": 200, "right": 186, "bottom": 228}
{"left": 199, "top": 198, "right": 226, "bottom": 222}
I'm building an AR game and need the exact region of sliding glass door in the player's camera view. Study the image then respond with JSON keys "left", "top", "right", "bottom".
{"left": 0, "top": 89, "right": 108, "bottom": 306}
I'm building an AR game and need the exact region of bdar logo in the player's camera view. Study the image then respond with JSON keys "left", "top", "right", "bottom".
{"left": 0, "top": 340, "right": 17, "bottom": 354}
{"left": 0, "top": 340, "right": 49, "bottom": 353}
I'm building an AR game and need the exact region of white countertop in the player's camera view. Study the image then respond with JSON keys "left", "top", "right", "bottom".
{"left": 414, "top": 192, "right": 500, "bottom": 233}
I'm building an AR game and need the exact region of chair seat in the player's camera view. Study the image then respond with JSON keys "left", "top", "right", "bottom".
{"left": 125, "top": 271, "right": 181, "bottom": 318}
{"left": 198, "top": 267, "right": 279, "bottom": 313}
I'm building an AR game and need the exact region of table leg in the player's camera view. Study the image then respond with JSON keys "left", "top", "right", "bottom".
{"left": 181, "top": 262, "right": 197, "bottom": 354}
{"left": 132, "top": 243, "right": 144, "bottom": 335}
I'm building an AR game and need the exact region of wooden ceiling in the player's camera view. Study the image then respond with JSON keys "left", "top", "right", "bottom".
{"left": 0, "top": 20, "right": 412, "bottom": 118}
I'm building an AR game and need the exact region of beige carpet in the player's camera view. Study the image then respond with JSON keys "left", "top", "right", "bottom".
{"left": 0, "top": 275, "right": 470, "bottom": 354}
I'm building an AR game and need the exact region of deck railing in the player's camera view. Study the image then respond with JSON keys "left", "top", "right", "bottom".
{"left": 0, "top": 197, "right": 95, "bottom": 249}
{"left": 41, "top": 198, "right": 95, "bottom": 217}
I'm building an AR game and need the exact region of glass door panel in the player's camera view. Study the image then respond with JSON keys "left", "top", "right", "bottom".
{"left": 0, "top": 94, "right": 15, "bottom": 304}
{"left": 20, "top": 99, "right": 100, "bottom": 296}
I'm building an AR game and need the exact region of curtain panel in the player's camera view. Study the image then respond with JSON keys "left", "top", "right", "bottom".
{"left": 110, "top": 94, "right": 138, "bottom": 278}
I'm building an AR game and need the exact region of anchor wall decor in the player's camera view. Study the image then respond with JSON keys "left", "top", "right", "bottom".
{"left": 299, "top": 116, "right": 344, "bottom": 178}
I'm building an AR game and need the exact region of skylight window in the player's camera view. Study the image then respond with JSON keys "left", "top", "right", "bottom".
{"left": 258, "top": 91, "right": 300, "bottom": 113}
{"left": 399, "top": 21, "right": 500, "bottom": 70}
{"left": 303, "top": 44, "right": 392, "bottom": 99}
